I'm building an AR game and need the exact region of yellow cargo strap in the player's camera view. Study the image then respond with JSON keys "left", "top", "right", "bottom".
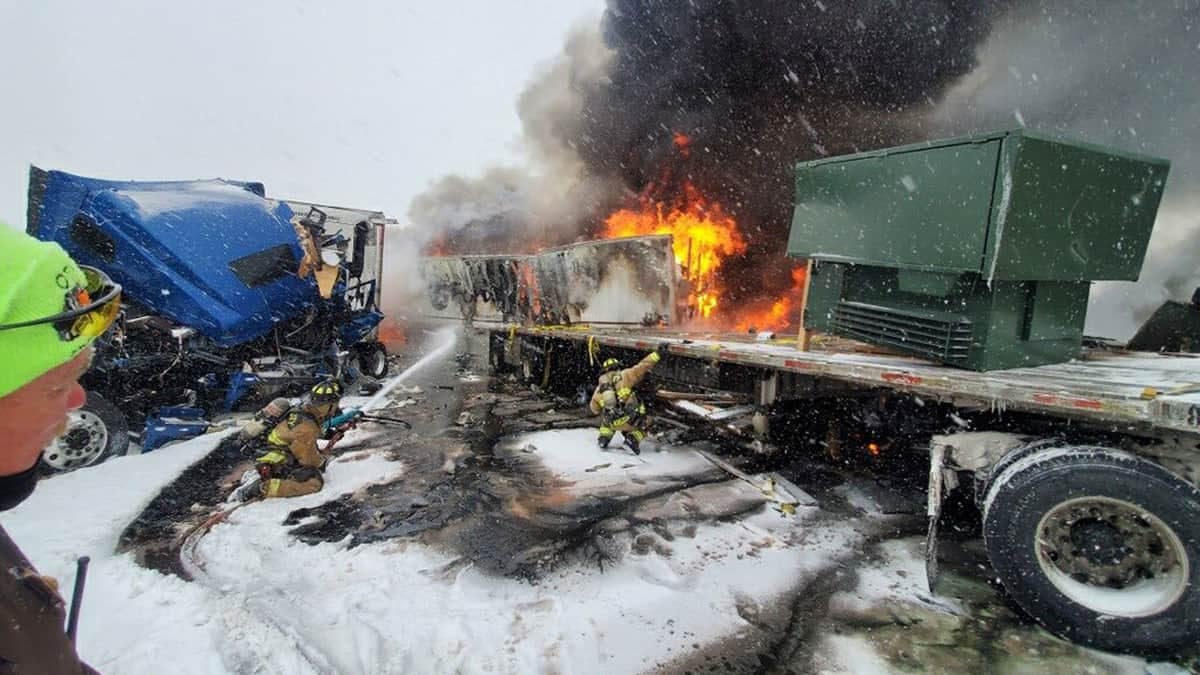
{"left": 587, "top": 336, "right": 599, "bottom": 366}
{"left": 541, "top": 349, "right": 553, "bottom": 390}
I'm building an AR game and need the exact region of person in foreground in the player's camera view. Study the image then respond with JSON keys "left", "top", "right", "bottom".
{"left": 0, "top": 225, "right": 121, "bottom": 673}
{"left": 589, "top": 343, "right": 669, "bottom": 454}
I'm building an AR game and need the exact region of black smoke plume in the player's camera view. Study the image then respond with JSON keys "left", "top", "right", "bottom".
{"left": 572, "top": 0, "right": 1009, "bottom": 303}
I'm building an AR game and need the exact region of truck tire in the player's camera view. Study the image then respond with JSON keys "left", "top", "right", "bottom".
{"left": 41, "top": 391, "right": 130, "bottom": 473}
{"left": 975, "top": 436, "right": 1065, "bottom": 507}
{"left": 982, "top": 446, "right": 1200, "bottom": 654}
{"left": 356, "top": 341, "right": 389, "bottom": 379}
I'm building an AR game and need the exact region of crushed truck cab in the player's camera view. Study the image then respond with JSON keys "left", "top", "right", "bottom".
{"left": 27, "top": 167, "right": 386, "bottom": 463}
{"left": 29, "top": 168, "right": 318, "bottom": 345}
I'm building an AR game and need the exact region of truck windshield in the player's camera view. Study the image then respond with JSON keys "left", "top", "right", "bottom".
{"left": 228, "top": 244, "right": 297, "bottom": 288}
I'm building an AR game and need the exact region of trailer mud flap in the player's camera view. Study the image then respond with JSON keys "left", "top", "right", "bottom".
{"left": 925, "top": 442, "right": 947, "bottom": 592}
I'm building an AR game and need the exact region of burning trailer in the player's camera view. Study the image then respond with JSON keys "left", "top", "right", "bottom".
{"left": 478, "top": 130, "right": 1200, "bottom": 655}
{"left": 417, "top": 234, "right": 677, "bottom": 326}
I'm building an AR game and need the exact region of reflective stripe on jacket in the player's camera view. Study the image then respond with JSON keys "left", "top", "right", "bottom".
{"left": 589, "top": 351, "right": 660, "bottom": 418}
{"left": 257, "top": 409, "right": 325, "bottom": 470}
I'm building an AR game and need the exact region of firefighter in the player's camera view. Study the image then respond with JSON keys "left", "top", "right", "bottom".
{"left": 249, "top": 380, "right": 343, "bottom": 499}
{"left": 589, "top": 343, "right": 670, "bottom": 454}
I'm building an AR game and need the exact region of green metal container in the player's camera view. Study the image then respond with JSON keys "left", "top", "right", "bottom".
{"left": 789, "top": 129, "right": 1170, "bottom": 370}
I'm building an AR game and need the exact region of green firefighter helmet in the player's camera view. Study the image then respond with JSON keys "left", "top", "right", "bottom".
{"left": 601, "top": 358, "right": 621, "bottom": 373}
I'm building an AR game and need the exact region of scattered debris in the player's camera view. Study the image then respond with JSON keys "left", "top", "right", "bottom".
{"left": 691, "top": 449, "right": 815, "bottom": 512}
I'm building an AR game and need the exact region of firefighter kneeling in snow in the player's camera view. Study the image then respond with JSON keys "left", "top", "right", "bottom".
{"left": 251, "top": 380, "right": 343, "bottom": 499}
{"left": 589, "top": 343, "right": 669, "bottom": 454}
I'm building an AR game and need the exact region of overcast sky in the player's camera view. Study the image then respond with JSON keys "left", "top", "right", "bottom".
{"left": 0, "top": 0, "right": 603, "bottom": 228}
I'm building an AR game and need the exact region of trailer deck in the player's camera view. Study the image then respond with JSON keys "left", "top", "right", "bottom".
{"left": 497, "top": 324, "right": 1200, "bottom": 436}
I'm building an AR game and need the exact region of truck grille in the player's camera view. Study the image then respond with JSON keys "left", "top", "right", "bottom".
{"left": 832, "top": 301, "right": 973, "bottom": 365}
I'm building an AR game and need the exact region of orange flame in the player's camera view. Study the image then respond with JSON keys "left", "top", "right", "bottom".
{"left": 672, "top": 132, "right": 692, "bottom": 157}
{"left": 598, "top": 130, "right": 806, "bottom": 328}
{"left": 601, "top": 182, "right": 746, "bottom": 318}
{"left": 423, "top": 234, "right": 453, "bottom": 257}
{"left": 377, "top": 318, "right": 408, "bottom": 352}
{"left": 732, "top": 265, "right": 808, "bottom": 333}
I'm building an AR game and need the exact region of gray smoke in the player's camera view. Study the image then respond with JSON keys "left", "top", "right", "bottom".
{"left": 406, "top": 21, "right": 618, "bottom": 255}
{"left": 929, "top": 0, "right": 1200, "bottom": 339}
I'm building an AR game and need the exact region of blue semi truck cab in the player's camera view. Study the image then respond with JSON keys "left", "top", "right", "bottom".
{"left": 27, "top": 167, "right": 387, "bottom": 470}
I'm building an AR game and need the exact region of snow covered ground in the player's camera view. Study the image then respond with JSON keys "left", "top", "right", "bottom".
{"left": 3, "top": 423, "right": 857, "bottom": 674}
{"left": 810, "top": 538, "right": 1165, "bottom": 675}
{"left": 2, "top": 430, "right": 409, "bottom": 673}
{"left": 195, "top": 428, "right": 850, "bottom": 673}
{"left": 0, "top": 323, "right": 848, "bottom": 674}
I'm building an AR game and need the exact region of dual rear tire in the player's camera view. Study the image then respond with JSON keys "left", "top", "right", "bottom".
{"left": 982, "top": 445, "right": 1200, "bottom": 654}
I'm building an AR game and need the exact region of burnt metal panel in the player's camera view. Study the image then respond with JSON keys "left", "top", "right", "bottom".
{"left": 417, "top": 235, "right": 676, "bottom": 326}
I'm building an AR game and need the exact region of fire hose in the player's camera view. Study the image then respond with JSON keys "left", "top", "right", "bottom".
{"left": 322, "top": 408, "right": 412, "bottom": 454}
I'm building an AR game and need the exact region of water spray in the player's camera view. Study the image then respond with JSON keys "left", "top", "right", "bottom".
{"left": 361, "top": 324, "right": 459, "bottom": 412}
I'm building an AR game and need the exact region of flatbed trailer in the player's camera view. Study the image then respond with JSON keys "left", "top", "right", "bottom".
{"left": 498, "top": 324, "right": 1200, "bottom": 437}
{"left": 489, "top": 322, "right": 1200, "bottom": 656}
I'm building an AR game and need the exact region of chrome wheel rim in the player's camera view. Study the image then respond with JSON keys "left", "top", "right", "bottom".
{"left": 43, "top": 410, "right": 110, "bottom": 471}
{"left": 1035, "top": 496, "right": 1188, "bottom": 617}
